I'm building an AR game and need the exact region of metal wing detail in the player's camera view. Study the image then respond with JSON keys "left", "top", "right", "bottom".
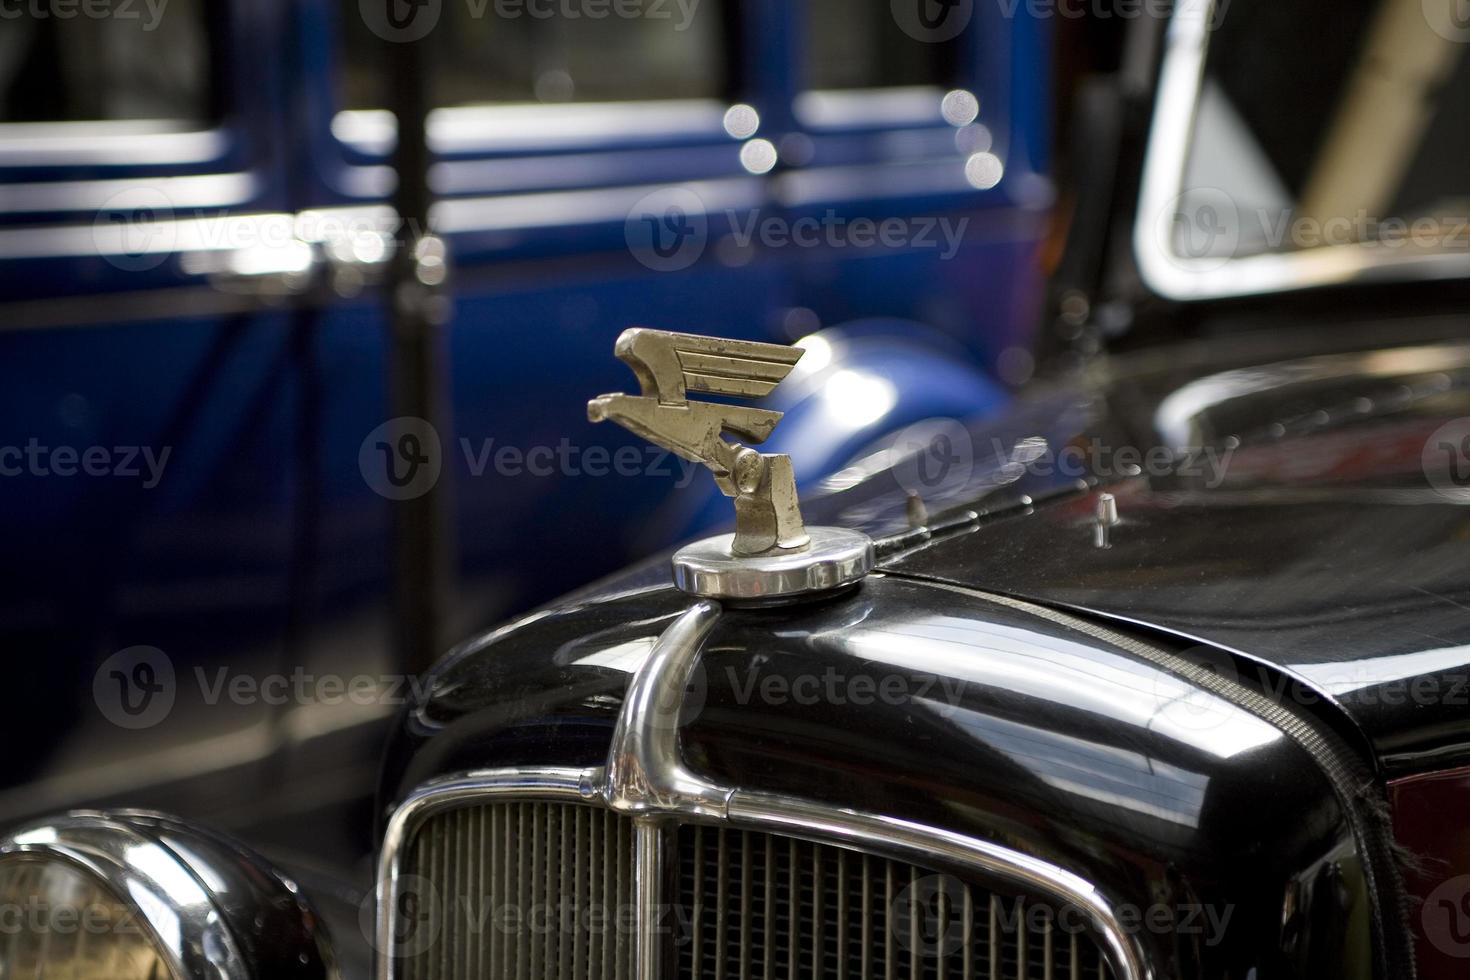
{"left": 615, "top": 329, "right": 805, "bottom": 404}
{"left": 588, "top": 328, "right": 810, "bottom": 556}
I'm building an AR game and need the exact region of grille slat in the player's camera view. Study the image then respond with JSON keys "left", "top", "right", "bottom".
{"left": 400, "top": 801, "right": 637, "bottom": 980}
{"left": 397, "top": 804, "right": 1115, "bottom": 980}
{"left": 674, "top": 828, "right": 1115, "bottom": 980}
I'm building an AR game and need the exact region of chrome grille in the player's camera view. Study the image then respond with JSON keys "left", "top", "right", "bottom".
{"left": 398, "top": 803, "right": 1115, "bottom": 980}
{"left": 399, "top": 801, "right": 638, "bottom": 980}
{"left": 675, "top": 825, "right": 1114, "bottom": 980}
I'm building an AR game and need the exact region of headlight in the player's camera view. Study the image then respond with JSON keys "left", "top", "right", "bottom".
{"left": 0, "top": 857, "right": 171, "bottom": 979}
{"left": 0, "top": 810, "right": 338, "bottom": 980}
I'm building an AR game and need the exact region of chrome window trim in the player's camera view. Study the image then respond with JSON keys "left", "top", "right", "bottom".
{"left": 375, "top": 604, "right": 1150, "bottom": 980}
{"left": 0, "top": 173, "right": 258, "bottom": 216}
{"left": 0, "top": 125, "right": 232, "bottom": 169}
{"left": 333, "top": 100, "right": 732, "bottom": 157}
{"left": 1132, "top": 0, "right": 1470, "bottom": 301}
{"left": 793, "top": 87, "right": 948, "bottom": 130}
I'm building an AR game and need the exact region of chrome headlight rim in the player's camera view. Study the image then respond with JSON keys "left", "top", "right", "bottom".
{"left": 0, "top": 809, "right": 338, "bottom": 980}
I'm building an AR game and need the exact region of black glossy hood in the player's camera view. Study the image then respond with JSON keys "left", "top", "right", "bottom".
{"left": 376, "top": 332, "right": 1467, "bottom": 980}
{"left": 829, "top": 337, "right": 1470, "bottom": 777}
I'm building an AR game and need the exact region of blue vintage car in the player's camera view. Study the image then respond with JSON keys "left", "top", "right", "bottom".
{"left": 0, "top": 0, "right": 1049, "bottom": 874}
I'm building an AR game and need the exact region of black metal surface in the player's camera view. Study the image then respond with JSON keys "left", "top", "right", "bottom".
{"left": 383, "top": 575, "right": 1385, "bottom": 980}
{"left": 877, "top": 342, "right": 1470, "bottom": 777}
{"left": 377, "top": 326, "right": 1470, "bottom": 979}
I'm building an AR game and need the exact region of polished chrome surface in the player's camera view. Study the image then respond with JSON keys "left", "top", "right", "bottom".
{"left": 1132, "top": 0, "right": 1470, "bottom": 300}
{"left": 588, "top": 328, "right": 810, "bottom": 556}
{"left": 633, "top": 821, "right": 665, "bottom": 980}
{"left": 332, "top": 100, "right": 731, "bottom": 157}
{"left": 605, "top": 601, "right": 730, "bottom": 819}
{"left": 672, "top": 526, "right": 876, "bottom": 602}
{"left": 398, "top": 799, "right": 637, "bottom": 980}
{"left": 727, "top": 794, "right": 1136, "bottom": 980}
{"left": 1152, "top": 342, "right": 1470, "bottom": 449}
{"left": 676, "top": 823, "right": 1115, "bottom": 980}
{"left": 381, "top": 767, "right": 1138, "bottom": 980}
{"left": 1094, "top": 493, "right": 1119, "bottom": 549}
{"left": 376, "top": 603, "right": 1149, "bottom": 980}
{"left": 0, "top": 812, "right": 249, "bottom": 980}
{"left": 375, "top": 767, "right": 603, "bottom": 974}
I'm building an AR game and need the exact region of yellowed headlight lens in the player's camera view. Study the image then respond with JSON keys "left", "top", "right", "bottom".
{"left": 0, "top": 858, "right": 174, "bottom": 980}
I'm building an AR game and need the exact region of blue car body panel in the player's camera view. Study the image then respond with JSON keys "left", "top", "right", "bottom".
{"left": 0, "top": 0, "right": 1051, "bottom": 848}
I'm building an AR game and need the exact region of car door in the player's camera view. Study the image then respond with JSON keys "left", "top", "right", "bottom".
{"left": 298, "top": 0, "right": 798, "bottom": 648}
{"left": 782, "top": 0, "right": 1053, "bottom": 378}
{"left": 0, "top": 1, "right": 308, "bottom": 835}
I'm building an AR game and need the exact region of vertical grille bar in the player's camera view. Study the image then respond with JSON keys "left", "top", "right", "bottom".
{"left": 398, "top": 805, "right": 1115, "bottom": 980}
{"left": 398, "top": 801, "right": 638, "bottom": 980}
{"left": 673, "top": 826, "right": 1118, "bottom": 980}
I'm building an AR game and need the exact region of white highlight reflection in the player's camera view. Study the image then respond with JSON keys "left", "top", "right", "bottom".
{"left": 823, "top": 370, "right": 896, "bottom": 428}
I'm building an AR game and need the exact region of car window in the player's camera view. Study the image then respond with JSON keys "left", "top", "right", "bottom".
{"left": 806, "top": 0, "right": 955, "bottom": 91}
{"left": 1174, "top": 0, "right": 1470, "bottom": 258}
{"left": 0, "top": 0, "right": 214, "bottom": 123}
{"left": 340, "top": 0, "right": 729, "bottom": 110}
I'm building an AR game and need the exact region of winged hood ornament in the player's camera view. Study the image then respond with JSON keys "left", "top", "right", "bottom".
{"left": 590, "top": 328, "right": 874, "bottom": 602}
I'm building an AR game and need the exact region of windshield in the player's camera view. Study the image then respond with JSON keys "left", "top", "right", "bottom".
{"left": 1173, "top": 0, "right": 1470, "bottom": 259}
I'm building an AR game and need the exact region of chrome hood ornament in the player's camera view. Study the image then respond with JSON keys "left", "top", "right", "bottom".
{"left": 589, "top": 328, "right": 874, "bottom": 601}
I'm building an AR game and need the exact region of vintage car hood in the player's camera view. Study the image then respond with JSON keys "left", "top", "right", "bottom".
{"left": 827, "top": 335, "right": 1470, "bottom": 777}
